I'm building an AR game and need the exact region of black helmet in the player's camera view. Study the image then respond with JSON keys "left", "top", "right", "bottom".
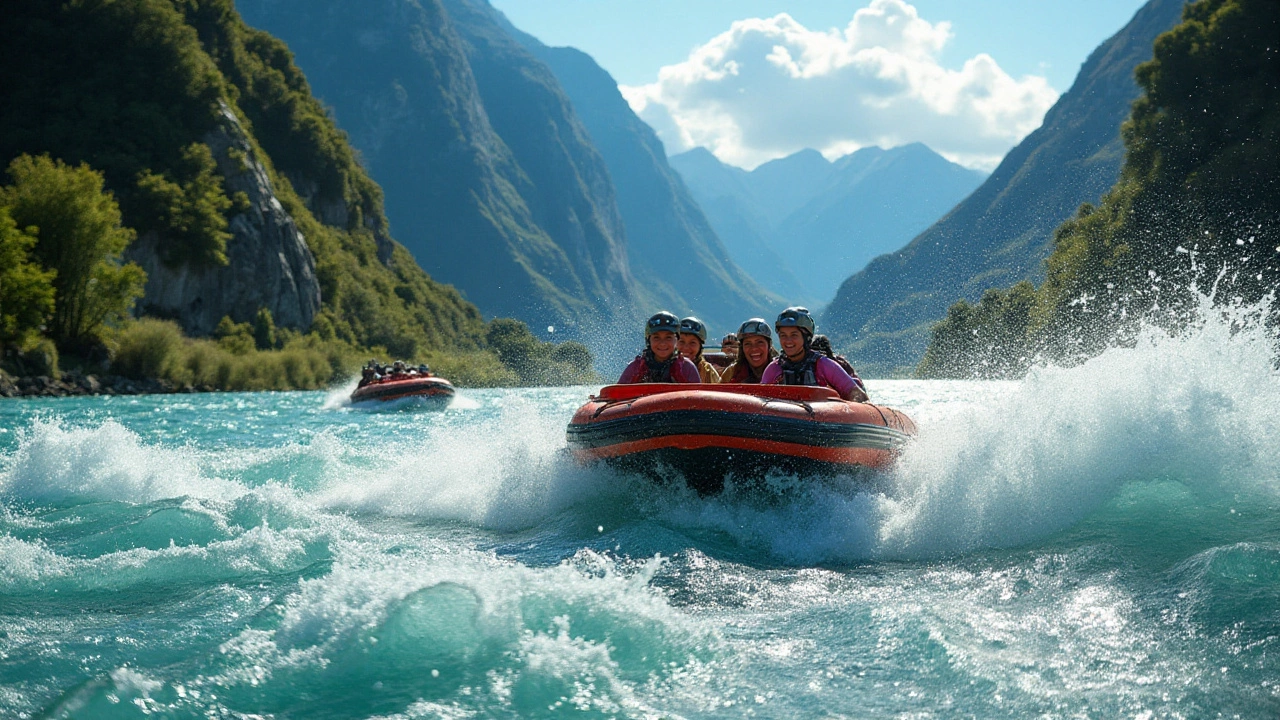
{"left": 645, "top": 311, "right": 681, "bottom": 338}
{"left": 775, "top": 307, "right": 815, "bottom": 336}
{"left": 678, "top": 316, "right": 708, "bottom": 343}
{"left": 737, "top": 318, "right": 773, "bottom": 341}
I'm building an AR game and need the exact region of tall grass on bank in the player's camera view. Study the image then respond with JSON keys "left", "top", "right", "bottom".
{"left": 111, "top": 319, "right": 353, "bottom": 391}
{"left": 107, "top": 318, "right": 558, "bottom": 391}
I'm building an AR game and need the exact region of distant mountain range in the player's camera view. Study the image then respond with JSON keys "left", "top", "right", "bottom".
{"left": 670, "top": 144, "right": 986, "bottom": 304}
{"left": 821, "top": 0, "right": 1187, "bottom": 375}
{"left": 239, "top": 0, "right": 778, "bottom": 346}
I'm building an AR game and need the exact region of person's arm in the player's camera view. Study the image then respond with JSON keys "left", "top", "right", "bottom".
{"left": 759, "top": 361, "right": 782, "bottom": 385}
{"left": 816, "top": 357, "right": 862, "bottom": 401}
{"left": 675, "top": 358, "right": 701, "bottom": 383}
{"left": 617, "top": 357, "right": 644, "bottom": 384}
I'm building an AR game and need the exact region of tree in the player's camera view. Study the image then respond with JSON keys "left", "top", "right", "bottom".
{"left": 0, "top": 207, "right": 56, "bottom": 343}
{"left": 252, "top": 307, "right": 276, "bottom": 350}
{"left": 133, "top": 142, "right": 235, "bottom": 267}
{"left": 1, "top": 155, "right": 146, "bottom": 347}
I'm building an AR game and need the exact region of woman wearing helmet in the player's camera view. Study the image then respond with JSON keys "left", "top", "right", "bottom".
{"left": 618, "top": 311, "right": 702, "bottom": 384}
{"left": 761, "top": 307, "right": 868, "bottom": 402}
{"left": 677, "top": 316, "right": 721, "bottom": 383}
{"left": 719, "top": 318, "right": 777, "bottom": 383}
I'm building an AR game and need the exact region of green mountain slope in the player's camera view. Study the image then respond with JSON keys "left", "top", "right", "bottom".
{"left": 0, "top": 0, "right": 488, "bottom": 358}
{"left": 821, "top": 0, "right": 1187, "bottom": 375}
{"left": 237, "top": 0, "right": 640, "bottom": 336}
{"left": 510, "top": 38, "right": 784, "bottom": 334}
{"left": 919, "top": 0, "right": 1280, "bottom": 378}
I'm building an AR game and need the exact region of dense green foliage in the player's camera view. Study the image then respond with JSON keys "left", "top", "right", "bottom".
{"left": 1, "top": 156, "right": 146, "bottom": 347}
{"left": 0, "top": 207, "right": 56, "bottom": 344}
{"left": 919, "top": 0, "right": 1280, "bottom": 378}
{"left": 485, "top": 318, "right": 599, "bottom": 386}
{"left": 134, "top": 142, "right": 236, "bottom": 267}
{"left": 0, "top": 0, "right": 484, "bottom": 354}
{"left": 0, "top": 0, "right": 598, "bottom": 387}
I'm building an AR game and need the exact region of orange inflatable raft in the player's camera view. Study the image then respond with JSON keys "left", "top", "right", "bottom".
{"left": 566, "top": 383, "right": 916, "bottom": 492}
{"left": 350, "top": 375, "right": 455, "bottom": 409}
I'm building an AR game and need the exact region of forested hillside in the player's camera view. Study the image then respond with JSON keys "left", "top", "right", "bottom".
{"left": 0, "top": 0, "right": 594, "bottom": 387}
{"left": 822, "top": 0, "right": 1186, "bottom": 375}
{"left": 918, "top": 0, "right": 1279, "bottom": 378}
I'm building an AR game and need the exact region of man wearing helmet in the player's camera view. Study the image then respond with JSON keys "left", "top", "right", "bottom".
{"left": 719, "top": 318, "right": 777, "bottom": 383}
{"left": 677, "top": 316, "right": 721, "bottom": 383}
{"left": 618, "top": 311, "right": 701, "bottom": 384}
{"left": 761, "top": 307, "right": 869, "bottom": 402}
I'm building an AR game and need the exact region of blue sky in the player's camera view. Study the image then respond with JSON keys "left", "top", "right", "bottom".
{"left": 490, "top": 0, "right": 1152, "bottom": 169}
{"left": 491, "top": 0, "right": 1148, "bottom": 92}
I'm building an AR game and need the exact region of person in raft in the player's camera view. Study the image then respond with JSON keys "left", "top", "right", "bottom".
{"left": 617, "top": 311, "right": 702, "bottom": 383}
{"left": 762, "top": 307, "right": 870, "bottom": 402}
{"left": 677, "top": 316, "right": 721, "bottom": 383}
{"left": 720, "top": 333, "right": 739, "bottom": 363}
{"left": 719, "top": 318, "right": 777, "bottom": 383}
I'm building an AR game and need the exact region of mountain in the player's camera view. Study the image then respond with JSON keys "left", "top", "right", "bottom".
{"left": 669, "top": 144, "right": 984, "bottom": 303}
{"left": 821, "top": 0, "right": 1188, "bottom": 375}
{"left": 918, "top": 0, "right": 1280, "bottom": 378}
{"left": 238, "top": 0, "right": 640, "bottom": 339}
{"left": 497, "top": 20, "right": 782, "bottom": 335}
{"left": 776, "top": 144, "right": 987, "bottom": 301}
{"left": 1, "top": 0, "right": 488, "bottom": 357}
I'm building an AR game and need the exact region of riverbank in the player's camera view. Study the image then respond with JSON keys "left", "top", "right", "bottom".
{"left": 0, "top": 370, "right": 216, "bottom": 398}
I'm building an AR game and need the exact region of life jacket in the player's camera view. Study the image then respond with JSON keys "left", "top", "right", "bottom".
{"left": 639, "top": 349, "right": 678, "bottom": 382}
{"left": 778, "top": 351, "right": 821, "bottom": 386}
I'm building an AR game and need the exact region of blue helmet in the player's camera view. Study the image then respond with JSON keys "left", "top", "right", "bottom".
{"left": 645, "top": 311, "right": 681, "bottom": 338}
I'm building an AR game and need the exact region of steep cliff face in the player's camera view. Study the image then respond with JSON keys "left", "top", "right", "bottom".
{"left": 240, "top": 0, "right": 642, "bottom": 334}
{"left": 821, "top": 0, "right": 1187, "bottom": 374}
{"left": 0, "top": 0, "right": 490, "bottom": 353}
{"left": 129, "top": 103, "right": 321, "bottom": 334}
{"left": 508, "top": 36, "right": 784, "bottom": 332}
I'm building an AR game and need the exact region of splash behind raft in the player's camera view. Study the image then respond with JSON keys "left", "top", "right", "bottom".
{"left": 566, "top": 383, "right": 916, "bottom": 493}
{"left": 350, "top": 375, "right": 455, "bottom": 410}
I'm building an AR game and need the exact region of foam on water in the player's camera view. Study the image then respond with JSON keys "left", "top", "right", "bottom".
{"left": 314, "top": 397, "right": 634, "bottom": 532}
{"left": 0, "top": 419, "right": 245, "bottom": 506}
{"left": 642, "top": 293, "right": 1280, "bottom": 564}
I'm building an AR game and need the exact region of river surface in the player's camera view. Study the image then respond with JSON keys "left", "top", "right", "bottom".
{"left": 2, "top": 314, "right": 1279, "bottom": 718}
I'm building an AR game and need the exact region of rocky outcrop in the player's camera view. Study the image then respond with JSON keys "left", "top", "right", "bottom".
{"left": 126, "top": 102, "right": 322, "bottom": 335}
{"left": 0, "top": 370, "right": 210, "bottom": 398}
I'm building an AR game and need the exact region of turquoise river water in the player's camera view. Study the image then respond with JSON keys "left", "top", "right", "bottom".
{"left": 2, "top": 309, "right": 1279, "bottom": 718}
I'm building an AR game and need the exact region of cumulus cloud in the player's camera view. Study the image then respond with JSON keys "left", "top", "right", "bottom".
{"left": 620, "top": 0, "right": 1058, "bottom": 170}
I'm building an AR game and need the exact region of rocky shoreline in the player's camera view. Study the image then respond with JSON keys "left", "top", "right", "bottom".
{"left": 0, "top": 371, "right": 216, "bottom": 398}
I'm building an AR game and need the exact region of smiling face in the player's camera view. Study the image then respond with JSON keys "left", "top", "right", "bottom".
{"left": 648, "top": 330, "right": 677, "bottom": 361}
{"left": 778, "top": 326, "right": 807, "bottom": 360}
{"left": 677, "top": 333, "right": 703, "bottom": 361}
{"left": 740, "top": 334, "right": 771, "bottom": 369}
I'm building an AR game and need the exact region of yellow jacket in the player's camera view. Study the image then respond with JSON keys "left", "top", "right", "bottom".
{"left": 696, "top": 357, "right": 721, "bottom": 383}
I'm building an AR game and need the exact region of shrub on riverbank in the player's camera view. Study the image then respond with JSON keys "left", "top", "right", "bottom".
{"left": 107, "top": 318, "right": 553, "bottom": 391}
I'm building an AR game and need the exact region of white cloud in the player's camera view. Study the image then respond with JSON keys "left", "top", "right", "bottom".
{"left": 621, "top": 0, "right": 1058, "bottom": 170}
